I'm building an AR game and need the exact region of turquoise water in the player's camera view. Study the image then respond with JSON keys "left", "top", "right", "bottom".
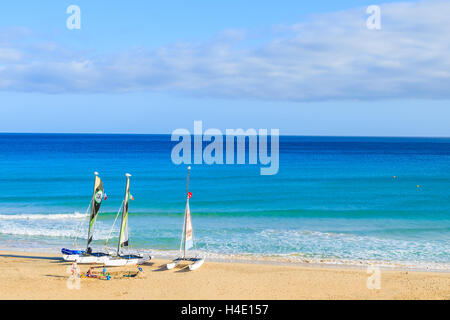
{"left": 0, "top": 134, "right": 449, "bottom": 269}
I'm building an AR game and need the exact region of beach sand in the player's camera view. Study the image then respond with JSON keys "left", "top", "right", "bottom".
{"left": 0, "top": 251, "right": 448, "bottom": 300}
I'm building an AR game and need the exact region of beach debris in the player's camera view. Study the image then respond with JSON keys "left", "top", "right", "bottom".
{"left": 80, "top": 265, "right": 144, "bottom": 280}
{"left": 107, "top": 266, "right": 144, "bottom": 279}
{"left": 122, "top": 266, "right": 144, "bottom": 278}
{"left": 81, "top": 266, "right": 111, "bottom": 280}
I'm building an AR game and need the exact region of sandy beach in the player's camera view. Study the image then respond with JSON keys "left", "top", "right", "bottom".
{"left": 0, "top": 251, "right": 448, "bottom": 300}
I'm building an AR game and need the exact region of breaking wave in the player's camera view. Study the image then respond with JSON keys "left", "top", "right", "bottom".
{"left": 0, "top": 212, "right": 88, "bottom": 221}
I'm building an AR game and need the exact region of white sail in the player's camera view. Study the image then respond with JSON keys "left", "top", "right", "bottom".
{"left": 118, "top": 174, "right": 131, "bottom": 254}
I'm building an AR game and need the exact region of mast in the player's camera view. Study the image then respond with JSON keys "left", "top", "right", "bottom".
{"left": 86, "top": 172, "right": 104, "bottom": 252}
{"left": 184, "top": 166, "right": 191, "bottom": 258}
{"left": 117, "top": 173, "right": 131, "bottom": 255}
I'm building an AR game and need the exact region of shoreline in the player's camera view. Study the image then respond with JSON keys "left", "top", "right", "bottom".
{"left": 2, "top": 247, "right": 448, "bottom": 274}
{"left": 0, "top": 250, "right": 449, "bottom": 299}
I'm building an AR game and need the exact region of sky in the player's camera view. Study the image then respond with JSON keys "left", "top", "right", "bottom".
{"left": 0, "top": 0, "right": 449, "bottom": 136}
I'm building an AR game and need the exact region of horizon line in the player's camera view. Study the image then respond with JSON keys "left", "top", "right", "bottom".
{"left": 0, "top": 132, "right": 449, "bottom": 139}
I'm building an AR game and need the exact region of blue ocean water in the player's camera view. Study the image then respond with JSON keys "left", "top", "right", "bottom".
{"left": 0, "top": 134, "right": 449, "bottom": 269}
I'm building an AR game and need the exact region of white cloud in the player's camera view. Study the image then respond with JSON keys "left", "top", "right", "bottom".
{"left": 0, "top": 0, "right": 450, "bottom": 101}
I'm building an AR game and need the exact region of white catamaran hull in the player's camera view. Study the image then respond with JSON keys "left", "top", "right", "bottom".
{"left": 75, "top": 255, "right": 110, "bottom": 264}
{"left": 189, "top": 258, "right": 205, "bottom": 271}
{"left": 166, "top": 260, "right": 180, "bottom": 270}
{"left": 166, "top": 257, "right": 205, "bottom": 271}
{"left": 63, "top": 254, "right": 79, "bottom": 262}
{"left": 103, "top": 255, "right": 152, "bottom": 267}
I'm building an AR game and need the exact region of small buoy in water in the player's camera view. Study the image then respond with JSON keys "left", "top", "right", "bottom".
{"left": 417, "top": 185, "right": 420, "bottom": 188}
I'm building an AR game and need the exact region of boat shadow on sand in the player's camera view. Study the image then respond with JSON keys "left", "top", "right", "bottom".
{"left": 0, "top": 254, "right": 63, "bottom": 262}
{"left": 174, "top": 266, "right": 192, "bottom": 273}
{"left": 152, "top": 264, "right": 170, "bottom": 272}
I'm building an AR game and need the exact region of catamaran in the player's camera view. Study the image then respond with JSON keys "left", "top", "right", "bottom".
{"left": 62, "top": 172, "right": 109, "bottom": 263}
{"left": 102, "top": 173, "right": 152, "bottom": 266}
{"left": 167, "top": 167, "right": 205, "bottom": 271}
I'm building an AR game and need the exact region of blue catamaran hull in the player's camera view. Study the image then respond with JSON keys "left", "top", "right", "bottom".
{"left": 61, "top": 248, "right": 85, "bottom": 256}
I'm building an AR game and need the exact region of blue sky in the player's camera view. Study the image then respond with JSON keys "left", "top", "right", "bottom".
{"left": 0, "top": 0, "right": 449, "bottom": 136}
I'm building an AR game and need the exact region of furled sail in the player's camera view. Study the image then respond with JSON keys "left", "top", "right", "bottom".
{"left": 118, "top": 174, "right": 131, "bottom": 254}
{"left": 86, "top": 172, "right": 104, "bottom": 252}
{"left": 184, "top": 197, "right": 194, "bottom": 251}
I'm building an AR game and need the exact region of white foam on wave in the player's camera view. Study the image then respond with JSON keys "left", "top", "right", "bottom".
{"left": 0, "top": 219, "right": 112, "bottom": 240}
{"left": 0, "top": 212, "right": 88, "bottom": 221}
{"left": 0, "top": 227, "right": 81, "bottom": 238}
{"left": 198, "top": 228, "right": 450, "bottom": 269}
{"left": 0, "top": 226, "right": 112, "bottom": 240}
{"left": 139, "top": 248, "right": 450, "bottom": 271}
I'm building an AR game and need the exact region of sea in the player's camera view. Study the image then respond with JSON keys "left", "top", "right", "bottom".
{"left": 0, "top": 134, "right": 449, "bottom": 270}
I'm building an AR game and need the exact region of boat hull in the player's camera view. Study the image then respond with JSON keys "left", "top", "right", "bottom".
{"left": 63, "top": 254, "right": 79, "bottom": 262}
{"left": 166, "top": 260, "right": 180, "bottom": 270}
{"left": 61, "top": 248, "right": 85, "bottom": 261}
{"left": 166, "top": 257, "right": 205, "bottom": 271}
{"left": 103, "top": 254, "right": 152, "bottom": 267}
{"left": 188, "top": 258, "right": 205, "bottom": 271}
{"left": 75, "top": 255, "right": 110, "bottom": 264}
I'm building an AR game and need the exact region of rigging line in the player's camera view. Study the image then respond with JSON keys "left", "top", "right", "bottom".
{"left": 180, "top": 201, "right": 188, "bottom": 257}
{"left": 179, "top": 206, "right": 186, "bottom": 253}
{"left": 73, "top": 202, "right": 91, "bottom": 248}
{"left": 104, "top": 200, "right": 123, "bottom": 251}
